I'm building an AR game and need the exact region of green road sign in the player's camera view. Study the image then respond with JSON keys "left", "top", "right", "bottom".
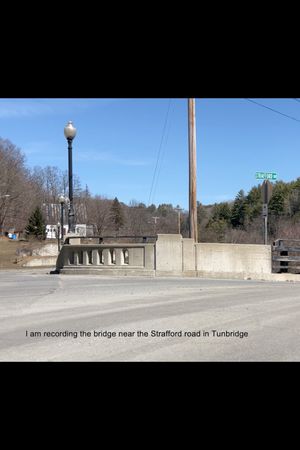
{"left": 256, "top": 172, "right": 277, "bottom": 181}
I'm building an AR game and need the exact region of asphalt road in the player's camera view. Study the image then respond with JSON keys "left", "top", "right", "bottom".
{"left": 1, "top": 269, "right": 300, "bottom": 361}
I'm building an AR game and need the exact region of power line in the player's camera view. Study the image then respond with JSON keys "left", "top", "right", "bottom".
{"left": 151, "top": 101, "right": 174, "bottom": 205}
{"left": 148, "top": 99, "right": 172, "bottom": 206}
{"left": 244, "top": 98, "right": 300, "bottom": 123}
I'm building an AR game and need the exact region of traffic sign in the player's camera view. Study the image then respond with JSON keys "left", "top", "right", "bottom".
{"left": 261, "top": 180, "right": 273, "bottom": 204}
{"left": 256, "top": 172, "right": 277, "bottom": 180}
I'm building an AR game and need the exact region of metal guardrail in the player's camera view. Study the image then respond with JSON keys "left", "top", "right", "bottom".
{"left": 272, "top": 239, "right": 300, "bottom": 274}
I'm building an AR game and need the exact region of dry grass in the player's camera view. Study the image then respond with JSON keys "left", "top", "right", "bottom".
{"left": 0, "top": 238, "right": 48, "bottom": 269}
{"left": 0, "top": 238, "right": 21, "bottom": 268}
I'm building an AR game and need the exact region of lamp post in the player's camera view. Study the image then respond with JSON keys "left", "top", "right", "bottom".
{"left": 64, "top": 121, "right": 77, "bottom": 234}
{"left": 58, "top": 194, "right": 67, "bottom": 243}
{"left": 57, "top": 222, "right": 61, "bottom": 251}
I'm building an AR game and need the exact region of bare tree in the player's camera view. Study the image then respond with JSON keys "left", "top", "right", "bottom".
{"left": 86, "top": 196, "right": 112, "bottom": 235}
{"left": 125, "top": 203, "right": 153, "bottom": 236}
{"left": 30, "top": 166, "right": 84, "bottom": 225}
{"left": 0, "top": 138, "right": 35, "bottom": 233}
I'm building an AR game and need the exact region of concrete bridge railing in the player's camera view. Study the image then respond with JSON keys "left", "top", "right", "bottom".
{"left": 56, "top": 242, "right": 155, "bottom": 276}
{"left": 55, "top": 234, "right": 273, "bottom": 279}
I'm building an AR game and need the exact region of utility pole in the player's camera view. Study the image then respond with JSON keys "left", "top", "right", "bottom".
{"left": 188, "top": 98, "right": 198, "bottom": 242}
{"left": 174, "top": 207, "right": 183, "bottom": 235}
{"left": 152, "top": 216, "right": 159, "bottom": 234}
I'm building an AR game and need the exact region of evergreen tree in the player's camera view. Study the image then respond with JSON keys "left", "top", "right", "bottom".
{"left": 157, "top": 204, "right": 173, "bottom": 217}
{"left": 110, "top": 197, "right": 125, "bottom": 233}
{"left": 84, "top": 184, "right": 91, "bottom": 198}
{"left": 231, "top": 190, "right": 247, "bottom": 228}
{"left": 290, "top": 177, "right": 300, "bottom": 191}
{"left": 210, "top": 202, "right": 231, "bottom": 223}
{"left": 205, "top": 202, "right": 231, "bottom": 241}
{"left": 245, "top": 186, "right": 263, "bottom": 221}
{"left": 206, "top": 218, "right": 228, "bottom": 242}
{"left": 288, "top": 188, "right": 300, "bottom": 217}
{"left": 197, "top": 202, "right": 207, "bottom": 226}
{"left": 25, "top": 206, "right": 46, "bottom": 239}
{"left": 286, "top": 178, "right": 300, "bottom": 218}
{"left": 147, "top": 204, "right": 156, "bottom": 214}
{"left": 269, "top": 182, "right": 289, "bottom": 216}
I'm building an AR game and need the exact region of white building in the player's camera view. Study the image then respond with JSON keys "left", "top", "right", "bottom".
{"left": 46, "top": 224, "right": 69, "bottom": 239}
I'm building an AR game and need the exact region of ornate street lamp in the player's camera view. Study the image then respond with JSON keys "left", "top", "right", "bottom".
{"left": 64, "top": 121, "right": 77, "bottom": 233}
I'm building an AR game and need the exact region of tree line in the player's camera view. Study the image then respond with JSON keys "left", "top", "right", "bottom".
{"left": 200, "top": 179, "right": 300, "bottom": 244}
{"left": 2, "top": 137, "right": 300, "bottom": 243}
{"left": 0, "top": 137, "right": 190, "bottom": 238}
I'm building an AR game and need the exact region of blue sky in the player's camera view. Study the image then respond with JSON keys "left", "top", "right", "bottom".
{"left": 1, "top": 98, "right": 300, "bottom": 209}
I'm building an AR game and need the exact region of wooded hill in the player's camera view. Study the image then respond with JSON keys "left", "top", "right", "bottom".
{"left": 199, "top": 179, "right": 300, "bottom": 244}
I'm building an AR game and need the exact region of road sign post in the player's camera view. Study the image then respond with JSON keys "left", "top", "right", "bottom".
{"left": 262, "top": 180, "right": 273, "bottom": 204}
{"left": 262, "top": 202, "right": 268, "bottom": 245}
{"left": 256, "top": 173, "right": 277, "bottom": 245}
